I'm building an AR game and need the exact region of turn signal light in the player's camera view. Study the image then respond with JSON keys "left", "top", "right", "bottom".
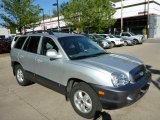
{"left": 98, "top": 91, "right": 105, "bottom": 95}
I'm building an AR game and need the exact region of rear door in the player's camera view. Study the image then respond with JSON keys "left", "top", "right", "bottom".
{"left": 21, "top": 36, "right": 41, "bottom": 76}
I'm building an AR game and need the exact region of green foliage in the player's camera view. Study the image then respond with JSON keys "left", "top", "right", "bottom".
{"left": 0, "top": 0, "right": 41, "bottom": 33}
{"left": 61, "top": 0, "right": 116, "bottom": 33}
{"left": 111, "top": 0, "right": 121, "bottom": 2}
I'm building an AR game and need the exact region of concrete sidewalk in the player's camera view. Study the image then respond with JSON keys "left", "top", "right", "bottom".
{"left": 145, "top": 37, "right": 160, "bottom": 43}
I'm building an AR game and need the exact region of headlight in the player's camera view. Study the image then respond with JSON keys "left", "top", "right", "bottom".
{"left": 111, "top": 72, "right": 129, "bottom": 87}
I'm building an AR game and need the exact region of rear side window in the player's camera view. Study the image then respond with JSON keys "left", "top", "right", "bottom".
{"left": 14, "top": 37, "right": 27, "bottom": 49}
{"left": 23, "top": 36, "right": 40, "bottom": 54}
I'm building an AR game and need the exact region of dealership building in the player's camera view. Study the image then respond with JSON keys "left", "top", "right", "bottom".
{"left": 21, "top": 0, "right": 160, "bottom": 38}
{"left": 112, "top": 0, "right": 160, "bottom": 38}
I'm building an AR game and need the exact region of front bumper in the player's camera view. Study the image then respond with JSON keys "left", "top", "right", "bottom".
{"left": 90, "top": 72, "right": 151, "bottom": 109}
{"left": 115, "top": 41, "right": 124, "bottom": 46}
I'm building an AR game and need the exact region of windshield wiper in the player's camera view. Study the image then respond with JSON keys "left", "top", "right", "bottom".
{"left": 71, "top": 52, "right": 109, "bottom": 60}
{"left": 71, "top": 55, "right": 91, "bottom": 60}
{"left": 91, "top": 52, "right": 109, "bottom": 57}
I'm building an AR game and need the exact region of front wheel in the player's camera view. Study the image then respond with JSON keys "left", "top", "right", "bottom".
{"left": 124, "top": 41, "right": 128, "bottom": 46}
{"left": 111, "top": 42, "right": 115, "bottom": 47}
{"left": 70, "top": 82, "right": 102, "bottom": 119}
{"left": 134, "top": 39, "right": 139, "bottom": 44}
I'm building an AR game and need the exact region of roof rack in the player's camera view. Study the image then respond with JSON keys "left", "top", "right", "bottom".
{"left": 25, "top": 29, "right": 55, "bottom": 35}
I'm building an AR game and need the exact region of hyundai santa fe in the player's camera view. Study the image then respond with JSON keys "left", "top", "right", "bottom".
{"left": 10, "top": 32, "right": 151, "bottom": 119}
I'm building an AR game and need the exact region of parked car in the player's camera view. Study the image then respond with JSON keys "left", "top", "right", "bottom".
{"left": 120, "top": 32, "right": 144, "bottom": 44}
{"left": 0, "top": 39, "right": 11, "bottom": 53}
{"left": 84, "top": 34, "right": 113, "bottom": 49}
{"left": 99, "top": 34, "right": 124, "bottom": 47}
{"left": 0, "top": 43, "right": 4, "bottom": 54}
{"left": 115, "top": 35, "right": 135, "bottom": 46}
{"left": 10, "top": 32, "right": 151, "bottom": 119}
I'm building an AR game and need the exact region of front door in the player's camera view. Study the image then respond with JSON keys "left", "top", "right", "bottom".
{"left": 35, "top": 37, "right": 64, "bottom": 86}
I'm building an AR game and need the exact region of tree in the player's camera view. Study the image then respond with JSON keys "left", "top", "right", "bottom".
{"left": 111, "top": 0, "right": 121, "bottom": 2}
{"left": 0, "top": 0, "right": 41, "bottom": 33}
{"left": 61, "top": 0, "right": 116, "bottom": 33}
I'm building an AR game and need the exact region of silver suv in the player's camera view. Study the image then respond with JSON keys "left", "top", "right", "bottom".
{"left": 10, "top": 32, "right": 151, "bottom": 119}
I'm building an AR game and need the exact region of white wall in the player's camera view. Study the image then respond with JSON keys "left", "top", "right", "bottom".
{"left": 26, "top": 16, "right": 66, "bottom": 32}
{"left": 0, "top": 28, "right": 10, "bottom": 38}
{"left": 114, "top": 0, "right": 160, "bottom": 19}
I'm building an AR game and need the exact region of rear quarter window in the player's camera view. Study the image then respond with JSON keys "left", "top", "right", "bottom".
{"left": 14, "top": 36, "right": 27, "bottom": 49}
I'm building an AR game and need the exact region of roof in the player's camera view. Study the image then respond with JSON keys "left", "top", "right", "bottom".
{"left": 22, "top": 32, "right": 83, "bottom": 39}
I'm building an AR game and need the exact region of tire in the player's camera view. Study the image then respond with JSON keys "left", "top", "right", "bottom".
{"left": 15, "top": 65, "right": 30, "bottom": 86}
{"left": 124, "top": 41, "right": 128, "bottom": 46}
{"left": 111, "top": 41, "right": 115, "bottom": 47}
{"left": 134, "top": 39, "right": 139, "bottom": 44}
{"left": 70, "top": 82, "right": 102, "bottom": 119}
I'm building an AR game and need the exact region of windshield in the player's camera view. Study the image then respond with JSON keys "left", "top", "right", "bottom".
{"left": 108, "top": 34, "right": 115, "bottom": 38}
{"left": 130, "top": 32, "right": 135, "bottom": 36}
{"left": 58, "top": 36, "right": 106, "bottom": 60}
{"left": 99, "top": 35, "right": 106, "bottom": 38}
{"left": 93, "top": 35, "right": 104, "bottom": 39}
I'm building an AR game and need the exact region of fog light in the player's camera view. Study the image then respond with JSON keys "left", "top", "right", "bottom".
{"left": 127, "top": 96, "right": 133, "bottom": 101}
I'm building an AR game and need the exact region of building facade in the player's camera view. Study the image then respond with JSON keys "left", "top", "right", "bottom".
{"left": 111, "top": 0, "right": 160, "bottom": 38}
{"left": 0, "top": 27, "right": 11, "bottom": 39}
{"left": 24, "top": 0, "right": 160, "bottom": 38}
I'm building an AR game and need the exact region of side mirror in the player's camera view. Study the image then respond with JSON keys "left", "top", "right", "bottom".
{"left": 46, "top": 49, "right": 62, "bottom": 59}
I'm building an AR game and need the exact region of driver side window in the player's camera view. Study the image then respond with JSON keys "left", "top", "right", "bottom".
{"left": 41, "top": 37, "right": 58, "bottom": 56}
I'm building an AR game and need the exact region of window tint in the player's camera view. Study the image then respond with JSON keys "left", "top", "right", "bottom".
{"left": 14, "top": 36, "right": 19, "bottom": 41}
{"left": 41, "top": 37, "right": 58, "bottom": 56}
{"left": 58, "top": 36, "right": 104, "bottom": 59}
{"left": 23, "top": 36, "right": 40, "bottom": 53}
{"left": 14, "top": 36, "right": 27, "bottom": 49}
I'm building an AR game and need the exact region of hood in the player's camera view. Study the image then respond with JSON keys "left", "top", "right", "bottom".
{"left": 74, "top": 53, "right": 143, "bottom": 74}
{"left": 133, "top": 35, "right": 143, "bottom": 39}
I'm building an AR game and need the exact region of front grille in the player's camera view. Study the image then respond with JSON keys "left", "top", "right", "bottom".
{"left": 130, "top": 65, "right": 145, "bottom": 83}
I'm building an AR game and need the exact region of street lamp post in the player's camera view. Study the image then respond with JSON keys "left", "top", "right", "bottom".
{"left": 53, "top": 0, "right": 60, "bottom": 32}
{"left": 121, "top": 0, "right": 123, "bottom": 33}
{"left": 40, "top": 8, "right": 45, "bottom": 31}
{"left": 147, "top": 0, "right": 150, "bottom": 38}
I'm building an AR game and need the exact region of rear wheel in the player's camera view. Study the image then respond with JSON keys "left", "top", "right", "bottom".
{"left": 15, "top": 65, "right": 31, "bottom": 86}
{"left": 70, "top": 82, "right": 102, "bottom": 119}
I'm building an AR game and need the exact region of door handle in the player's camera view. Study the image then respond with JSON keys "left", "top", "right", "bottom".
{"left": 19, "top": 55, "right": 24, "bottom": 59}
{"left": 36, "top": 59, "right": 43, "bottom": 63}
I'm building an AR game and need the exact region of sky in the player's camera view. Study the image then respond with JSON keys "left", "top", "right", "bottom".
{"left": 0, "top": 0, "right": 69, "bottom": 26}
{"left": 34, "top": 0, "right": 69, "bottom": 15}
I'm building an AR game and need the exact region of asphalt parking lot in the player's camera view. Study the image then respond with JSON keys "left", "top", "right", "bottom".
{"left": 0, "top": 39, "right": 160, "bottom": 120}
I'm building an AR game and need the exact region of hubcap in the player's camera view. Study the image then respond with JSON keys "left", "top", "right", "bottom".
{"left": 17, "top": 69, "right": 24, "bottom": 83}
{"left": 74, "top": 90, "right": 92, "bottom": 113}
